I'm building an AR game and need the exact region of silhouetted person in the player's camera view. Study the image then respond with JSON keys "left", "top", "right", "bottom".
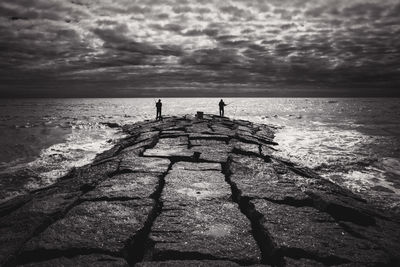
{"left": 219, "top": 99, "right": 226, "bottom": 117}
{"left": 156, "top": 99, "right": 162, "bottom": 121}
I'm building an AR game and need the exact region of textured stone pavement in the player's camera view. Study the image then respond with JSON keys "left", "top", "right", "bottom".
{"left": 0, "top": 114, "right": 399, "bottom": 266}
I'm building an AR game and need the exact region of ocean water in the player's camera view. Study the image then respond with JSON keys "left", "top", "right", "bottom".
{"left": 1, "top": 98, "right": 399, "bottom": 213}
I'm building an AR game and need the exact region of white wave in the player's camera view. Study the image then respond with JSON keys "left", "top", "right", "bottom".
{"left": 24, "top": 124, "right": 126, "bottom": 189}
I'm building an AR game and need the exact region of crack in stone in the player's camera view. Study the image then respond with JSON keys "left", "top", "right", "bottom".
{"left": 125, "top": 160, "right": 174, "bottom": 265}
{"left": 221, "top": 160, "right": 282, "bottom": 266}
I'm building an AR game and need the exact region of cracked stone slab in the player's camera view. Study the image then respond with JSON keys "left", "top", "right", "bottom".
{"left": 280, "top": 171, "right": 379, "bottom": 226}
{"left": 186, "top": 123, "right": 211, "bottom": 133}
{"left": 81, "top": 172, "right": 162, "bottom": 201}
{"left": 209, "top": 125, "right": 236, "bottom": 137}
{"left": 231, "top": 174, "right": 311, "bottom": 204}
{"left": 22, "top": 199, "right": 155, "bottom": 255}
{"left": 119, "top": 156, "right": 170, "bottom": 173}
{"left": 14, "top": 190, "right": 81, "bottom": 217}
{"left": 190, "top": 144, "right": 232, "bottom": 163}
{"left": 21, "top": 254, "right": 129, "bottom": 267}
{"left": 173, "top": 162, "right": 221, "bottom": 171}
{"left": 71, "top": 159, "right": 120, "bottom": 187}
{"left": 231, "top": 140, "right": 260, "bottom": 155}
{"left": 189, "top": 133, "right": 229, "bottom": 141}
{"left": 190, "top": 139, "right": 227, "bottom": 147}
{"left": 260, "top": 145, "right": 276, "bottom": 158}
{"left": 162, "top": 167, "right": 231, "bottom": 203}
{"left": 236, "top": 133, "right": 277, "bottom": 146}
{"left": 160, "top": 131, "right": 188, "bottom": 138}
{"left": 237, "top": 125, "right": 254, "bottom": 134}
{"left": 229, "top": 155, "right": 279, "bottom": 180}
{"left": 143, "top": 144, "right": 194, "bottom": 158}
{"left": 252, "top": 199, "right": 390, "bottom": 265}
{"left": 157, "top": 137, "right": 189, "bottom": 146}
{"left": 119, "top": 138, "right": 158, "bottom": 156}
{"left": 0, "top": 212, "right": 51, "bottom": 265}
{"left": 149, "top": 202, "right": 261, "bottom": 264}
{"left": 228, "top": 156, "right": 310, "bottom": 202}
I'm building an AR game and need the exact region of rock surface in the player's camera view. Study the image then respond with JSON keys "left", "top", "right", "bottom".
{"left": 0, "top": 114, "right": 399, "bottom": 267}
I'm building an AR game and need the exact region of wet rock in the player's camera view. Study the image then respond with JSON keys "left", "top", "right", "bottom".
{"left": 186, "top": 122, "right": 210, "bottom": 133}
{"left": 148, "top": 162, "right": 261, "bottom": 264}
{"left": 143, "top": 137, "right": 193, "bottom": 158}
{"left": 237, "top": 125, "right": 254, "bottom": 134}
{"left": 119, "top": 156, "right": 170, "bottom": 173}
{"left": 210, "top": 124, "right": 236, "bottom": 137}
{"left": 189, "top": 133, "right": 230, "bottom": 141}
{"left": 254, "top": 127, "right": 275, "bottom": 143}
{"left": 120, "top": 137, "right": 158, "bottom": 156}
{"left": 231, "top": 140, "right": 260, "bottom": 155}
{"left": 68, "top": 159, "right": 120, "bottom": 189}
{"left": 339, "top": 218, "right": 400, "bottom": 263}
{"left": 161, "top": 166, "right": 231, "bottom": 203}
{"left": 22, "top": 199, "right": 155, "bottom": 256}
{"left": 158, "top": 137, "right": 189, "bottom": 146}
{"left": 149, "top": 202, "right": 261, "bottom": 264}
{"left": 20, "top": 254, "right": 129, "bottom": 267}
{"left": 81, "top": 172, "right": 162, "bottom": 201}
{"left": 160, "top": 131, "right": 188, "bottom": 138}
{"left": 0, "top": 212, "right": 51, "bottom": 265}
{"left": 0, "top": 194, "right": 31, "bottom": 217}
{"left": 190, "top": 139, "right": 226, "bottom": 147}
{"left": 19, "top": 191, "right": 80, "bottom": 217}
{"left": 135, "top": 131, "right": 160, "bottom": 143}
{"left": 252, "top": 199, "right": 390, "bottom": 265}
{"left": 93, "top": 145, "right": 121, "bottom": 163}
{"left": 173, "top": 162, "right": 221, "bottom": 171}
{"left": 235, "top": 133, "right": 262, "bottom": 146}
{"left": 229, "top": 155, "right": 311, "bottom": 204}
{"left": 191, "top": 143, "right": 232, "bottom": 163}
{"left": 143, "top": 146, "right": 194, "bottom": 158}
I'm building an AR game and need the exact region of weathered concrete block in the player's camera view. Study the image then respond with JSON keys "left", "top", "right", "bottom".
{"left": 173, "top": 162, "right": 221, "bottom": 171}
{"left": 190, "top": 144, "right": 232, "bottom": 163}
{"left": 252, "top": 199, "right": 390, "bottom": 265}
{"left": 22, "top": 200, "right": 155, "bottom": 255}
{"left": 162, "top": 168, "right": 231, "bottom": 203}
{"left": 82, "top": 172, "right": 162, "bottom": 201}
{"left": 119, "top": 156, "right": 170, "bottom": 173}
{"left": 149, "top": 202, "right": 261, "bottom": 264}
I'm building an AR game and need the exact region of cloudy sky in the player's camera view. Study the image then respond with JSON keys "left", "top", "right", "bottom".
{"left": 0, "top": 0, "right": 399, "bottom": 97}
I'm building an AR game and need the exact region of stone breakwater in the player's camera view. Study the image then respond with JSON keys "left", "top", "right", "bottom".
{"left": 0, "top": 114, "right": 399, "bottom": 267}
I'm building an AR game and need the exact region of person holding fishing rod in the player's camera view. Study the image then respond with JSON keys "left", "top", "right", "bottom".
{"left": 219, "top": 99, "right": 227, "bottom": 117}
{"left": 155, "top": 99, "right": 162, "bottom": 121}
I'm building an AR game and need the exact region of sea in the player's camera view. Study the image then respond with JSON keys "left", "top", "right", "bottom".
{"left": 1, "top": 98, "right": 399, "bottom": 214}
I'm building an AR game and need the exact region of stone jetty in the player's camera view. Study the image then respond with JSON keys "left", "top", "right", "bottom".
{"left": 0, "top": 114, "right": 399, "bottom": 267}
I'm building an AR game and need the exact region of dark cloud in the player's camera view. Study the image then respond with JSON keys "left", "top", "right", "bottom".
{"left": 0, "top": 0, "right": 399, "bottom": 97}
